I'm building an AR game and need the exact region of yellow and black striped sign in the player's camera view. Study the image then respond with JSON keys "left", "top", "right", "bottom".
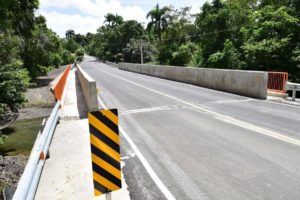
{"left": 88, "top": 109, "right": 121, "bottom": 196}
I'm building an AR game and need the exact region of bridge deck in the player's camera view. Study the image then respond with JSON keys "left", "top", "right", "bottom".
{"left": 35, "top": 69, "right": 129, "bottom": 200}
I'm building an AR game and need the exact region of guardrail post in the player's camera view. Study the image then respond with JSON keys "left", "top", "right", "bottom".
{"left": 286, "top": 81, "right": 300, "bottom": 101}
{"left": 292, "top": 90, "right": 296, "bottom": 101}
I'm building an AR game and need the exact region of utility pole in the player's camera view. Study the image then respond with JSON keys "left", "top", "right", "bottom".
{"left": 140, "top": 41, "right": 144, "bottom": 64}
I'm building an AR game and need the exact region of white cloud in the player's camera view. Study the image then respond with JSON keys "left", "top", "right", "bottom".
{"left": 41, "top": 11, "right": 100, "bottom": 37}
{"left": 39, "top": 0, "right": 210, "bottom": 37}
{"left": 39, "top": 0, "right": 147, "bottom": 37}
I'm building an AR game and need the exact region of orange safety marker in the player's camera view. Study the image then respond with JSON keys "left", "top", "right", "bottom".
{"left": 39, "top": 151, "right": 45, "bottom": 160}
{"left": 53, "top": 65, "right": 71, "bottom": 101}
{"left": 268, "top": 72, "right": 288, "bottom": 93}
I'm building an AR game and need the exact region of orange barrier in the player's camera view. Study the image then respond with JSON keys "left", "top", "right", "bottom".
{"left": 268, "top": 72, "right": 288, "bottom": 93}
{"left": 53, "top": 65, "right": 71, "bottom": 101}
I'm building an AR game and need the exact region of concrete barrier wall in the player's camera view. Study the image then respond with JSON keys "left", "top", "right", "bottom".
{"left": 118, "top": 63, "right": 268, "bottom": 99}
{"left": 76, "top": 63, "right": 98, "bottom": 111}
{"left": 105, "top": 61, "right": 118, "bottom": 67}
{"left": 51, "top": 65, "right": 71, "bottom": 101}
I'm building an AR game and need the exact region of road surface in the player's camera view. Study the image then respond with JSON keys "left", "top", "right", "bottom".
{"left": 81, "top": 56, "right": 300, "bottom": 200}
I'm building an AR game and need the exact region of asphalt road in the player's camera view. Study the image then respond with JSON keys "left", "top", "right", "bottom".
{"left": 81, "top": 57, "right": 300, "bottom": 200}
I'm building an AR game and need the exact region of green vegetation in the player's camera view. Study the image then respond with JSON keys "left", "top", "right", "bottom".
{"left": 86, "top": 0, "right": 299, "bottom": 82}
{"left": 0, "top": 0, "right": 299, "bottom": 139}
{"left": 0, "top": 1, "right": 86, "bottom": 126}
{"left": 86, "top": 14, "right": 149, "bottom": 63}
{"left": 0, "top": 1, "right": 87, "bottom": 145}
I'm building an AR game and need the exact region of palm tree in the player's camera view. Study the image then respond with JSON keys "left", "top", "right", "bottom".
{"left": 65, "top": 29, "right": 75, "bottom": 39}
{"left": 104, "top": 13, "right": 115, "bottom": 27}
{"left": 104, "top": 13, "right": 124, "bottom": 27}
{"left": 113, "top": 14, "right": 124, "bottom": 26}
{"left": 146, "top": 4, "right": 170, "bottom": 45}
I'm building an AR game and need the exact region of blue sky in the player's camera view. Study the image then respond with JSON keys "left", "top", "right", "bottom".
{"left": 39, "top": 0, "right": 209, "bottom": 37}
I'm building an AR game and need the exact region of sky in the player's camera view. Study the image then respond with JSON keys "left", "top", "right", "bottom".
{"left": 38, "top": 0, "right": 209, "bottom": 38}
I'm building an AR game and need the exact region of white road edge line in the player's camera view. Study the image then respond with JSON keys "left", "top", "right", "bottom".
{"left": 97, "top": 96, "right": 176, "bottom": 200}
{"left": 99, "top": 70, "right": 300, "bottom": 147}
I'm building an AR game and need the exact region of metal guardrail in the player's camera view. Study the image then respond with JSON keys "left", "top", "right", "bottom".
{"left": 286, "top": 81, "right": 300, "bottom": 101}
{"left": 12, "top": 102, "right": 61, "bottom": 200}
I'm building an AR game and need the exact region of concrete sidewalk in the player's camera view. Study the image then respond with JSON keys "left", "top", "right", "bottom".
{"left": 267, "top": 95, "right": 300, "bottom": 106}
{"left": 35, "top": 68, "right": 130, "bottom": 200}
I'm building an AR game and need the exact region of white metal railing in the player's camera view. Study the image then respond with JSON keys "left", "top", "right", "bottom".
{"left": 12, "top": 102, "right": 61, "bottom": 200}
{"left": 286, "top": 81, "right": 300, "bottom": 101}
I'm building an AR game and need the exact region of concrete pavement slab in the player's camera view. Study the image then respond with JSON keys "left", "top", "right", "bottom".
{"left": 35, "top": 66, "right": 130, "bottom": 200}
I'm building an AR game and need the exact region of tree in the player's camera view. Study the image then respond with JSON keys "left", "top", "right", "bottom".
{"left": 170, "top": 42, "right": 199, "bottom": 66}
{"left": 75, "top": 48, "right": 85, "bottom": 62}
{"left": 66, "top": 29, "right": 75, "bottom": 39}
{"left": 147, "top": 4, "right": 170, "bottom": 47}
{"left": 0, "top": 0, "right": 37, "bottom": 124}
{"left": 73, "top": 34, "right": 87, "bottom": 46}
{"left": 25, "top": 16, "right": 65, "bottom": 78}
{"left": 63, "top": 38, "right": 81, "bottom": 53}
{"left": 159, "top": 7, "right": 197, "bottom": 64}
{"left": 104, "top": 13, "right": 124, "bottom": 27}
{"left": 0, "top": 61, "right": 30, "bottom": 113}
{"left": 0, "top": 0, "right": 39, "bottom": 37}
{"left": 241, "top": 6, "right": 299, "bottom": 75}
{"left": 90, "top": 19, "right": 146, "bottom": 62}
{"left": 104, "top": 13, "right": 116, "bottom": 27}
{"left": 195, "top": 0, "right": 249, "bottom": 65}
{"left": 207, "top": 39, "right": 245, "bottom": 69}
{"left": 122, "top": 38, "right": 154, "bottom": 63}
{"left": 114, "top": 14, "right": 124, "bottom": 26}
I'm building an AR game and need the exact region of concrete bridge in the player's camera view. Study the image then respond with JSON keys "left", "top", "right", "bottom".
{"left": 13, "top": 56, "right": 300, "bottom": 200}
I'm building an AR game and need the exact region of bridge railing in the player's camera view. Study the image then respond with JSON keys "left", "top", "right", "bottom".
{"left": 286, "top": 81, "right": 300, "bottom": 101}
{"left": 268, "top": 72, "right": 288, "bottom": 93}
{"left": 12, "top": 102, "right": 60, "bottom": 200}
{"left": 13, "top": 64, "right": 73, "bottom": 200}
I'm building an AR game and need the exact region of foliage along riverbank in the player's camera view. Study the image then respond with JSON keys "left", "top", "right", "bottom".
{"left": 0, "top": 64, "right": 65, "bottom": 196}
{"left": 0, "top": 1, "right": 84, "bottom": 137}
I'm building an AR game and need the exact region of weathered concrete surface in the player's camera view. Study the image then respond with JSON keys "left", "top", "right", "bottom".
{"left": 76, "top": 63, "right": 98, "bottom": 111}
{"left": 35, "top": 65, "right": 130, "bottom": 200}
{"left": 105, "top": 61, "right": 118, "bottom": 68}
{"left": 119, "top": 63, "right": 268, "bottom": 99}
{"left": 60, "top": 68, "right": 88, "bottom": 120}
{"left": 81, "top": 57, "right": 300, "bottom": 200}
{"left": 35, "top": 119, "right": 94, "bottom": 200}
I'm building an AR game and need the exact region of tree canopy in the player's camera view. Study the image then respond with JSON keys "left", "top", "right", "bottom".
{"left": 86, "top": 1, "right": 299, "bottom": 82}
{"left": 0, "top": 1, "right": 84, "bottom": 124}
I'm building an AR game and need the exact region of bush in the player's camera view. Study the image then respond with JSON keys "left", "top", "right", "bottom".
{"left": 170, "top": 42, "right": 198, "bottom": 66}
{"left": 63, "top": 38, "right": 81, "bottom": 53}
{"left": 61, "top": 50, "right": 76, "bottom": 65}
{"left": 75, "top": 48, "right": 85, "bottom": 62}
{"left": 206, "top": 40, "right": 245, "bottom": 69}
{"left": 0, "top": 61, "right": 30, "bottom": 114}
{"left": 49, "top": 53, "right": 62, "bottom": 68}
